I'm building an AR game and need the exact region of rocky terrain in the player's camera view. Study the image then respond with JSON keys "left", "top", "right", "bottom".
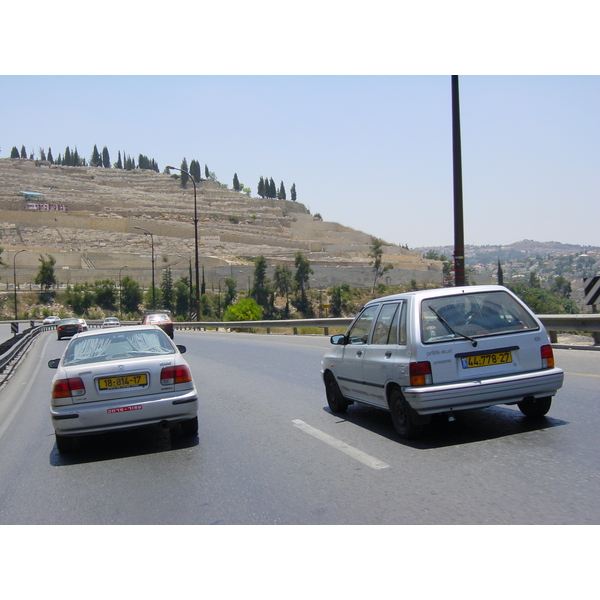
{"left": 0, "top": 159, "right": 442, "bottom": 289}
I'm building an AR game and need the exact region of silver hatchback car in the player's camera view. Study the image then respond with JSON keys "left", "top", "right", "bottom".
{"left": 322, "top": 285, "right": 564, "bottom": 439}
{"left": 49, "top": 325, "right": 199, "bottom": 452}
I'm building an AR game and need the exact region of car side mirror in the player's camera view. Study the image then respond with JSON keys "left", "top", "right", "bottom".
{"left": 330, "top": 334, "right": 347, "bottom": 346}
{"left": 176, "top": 345, "right": 187, "bottom": 354}
{"left": 48, "top": 358, "right": 60, "bottom": 369}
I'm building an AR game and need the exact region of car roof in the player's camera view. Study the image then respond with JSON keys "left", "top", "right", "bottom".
{"left": 363, "top": 285, "right": 512, "bottom": 307}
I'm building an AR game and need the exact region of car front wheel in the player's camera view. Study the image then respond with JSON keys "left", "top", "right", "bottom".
{"left": 324, "top": 372, "right": 349, "bottom": 413}
{"left": 389, "top": 387, "right": 423, "bottom": 440}
{"left": 518, "top": 396, "right": 552, "bottom": 417}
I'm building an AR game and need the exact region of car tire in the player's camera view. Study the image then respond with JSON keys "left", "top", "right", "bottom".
{"left": 55, "top": 433, "right": 76, "bottom": 453}
{"left": 180, "top": 416, "right": 199, "bottom": 435}
{"left": 389, "top": 387, "right": 423, "bottom": 440}
{"left": 324, "top": 371, "right": 349, "bottom": 413}
{"left": 518, "top": 396, "right": 552, "bottom": 417}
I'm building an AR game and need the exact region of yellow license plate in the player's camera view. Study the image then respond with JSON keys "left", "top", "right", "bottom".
{"left": 98, "top": 373, "right": 148, "bottom": 390}
{"left": 462, "top": 351, "right": 512, "bottom": 368}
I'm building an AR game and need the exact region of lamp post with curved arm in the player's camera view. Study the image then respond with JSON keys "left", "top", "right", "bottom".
{"left": 134, "top": 226, "right": 155, "bottom": 310}
{"left": 166, "top": 165, "right": 200, "bottom": 320}
{"left": 13, "top": 249, "right": 26, "bottom": 320}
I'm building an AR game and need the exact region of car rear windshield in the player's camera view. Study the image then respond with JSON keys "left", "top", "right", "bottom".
{"left": 63, "top": 330, "right": 175, "bottom": 366}
{"left": 421, "top": 290, "right": 539, "bottom": 344}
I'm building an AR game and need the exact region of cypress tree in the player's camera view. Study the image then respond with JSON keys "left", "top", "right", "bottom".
{"left": 233, "top": 173, "right": 240, "bottom": 191}
{"left": 10, "top": 147, "right": 19, "bottom": 159}
{"left": 102, "top": 146, "right": 111, "bottom": 168}
{"left": 180, "top": 158, "right": 189, "bottom": 187}
{"left": 291, "top": 183, "right": 297, "bottom": 201}
{"left": 20, "top": 145, "right": 27, "bottom": 159}
{"left": 47, "top": 148, "right": 54, "bottom": 163}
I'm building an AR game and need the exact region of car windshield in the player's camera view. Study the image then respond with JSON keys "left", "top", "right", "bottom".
{"left": 63, "top": 329, "right": 175, "bottom": 366}
{"left": 148, "top": 314, "right": 169, "bottom": 322}
{"left": 421, "top": 290, "right": 539, "bottom": 344}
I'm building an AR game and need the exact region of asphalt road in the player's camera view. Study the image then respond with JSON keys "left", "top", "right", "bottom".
{"left": 0, "top": 329, "right": 599, "bottom": 525}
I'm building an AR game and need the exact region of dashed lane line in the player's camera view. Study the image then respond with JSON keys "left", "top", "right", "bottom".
{"left": 292, "top": 419, "right": 390, "bottom": 470}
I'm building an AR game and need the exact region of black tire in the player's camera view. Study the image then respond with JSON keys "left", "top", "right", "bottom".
{"left": 324, "top": 371, "right": 349, "bottom": 413}
{"left": 389, "top": 387, "right": 423, "bottom": 440}
{"left": 55, "top": 433, "right": 76, "bottom": 453}
{"left": 180, "top": 415, "right": 199, "bottom": 435}
{"left": 518, "top": 396, "right": 552, "bottom": 417}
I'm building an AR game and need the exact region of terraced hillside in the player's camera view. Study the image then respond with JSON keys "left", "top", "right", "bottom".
{"left": 0, "top": 159, "right": 442, "bottom": 288}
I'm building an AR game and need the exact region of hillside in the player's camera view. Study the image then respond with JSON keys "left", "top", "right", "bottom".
{"left": 0, "top": 159, "right": 441, "bottom": 289}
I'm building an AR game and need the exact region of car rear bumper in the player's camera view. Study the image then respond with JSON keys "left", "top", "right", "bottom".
{"left": 51, "top": 389, "right": 198, "bottom": 436}
{"left": 403, "top": 367, "right": 564, "bottom": 415}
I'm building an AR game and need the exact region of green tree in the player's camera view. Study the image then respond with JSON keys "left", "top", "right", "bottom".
{"left": 497, "top": 260, "right": 504, "bottom": 285}
{"left": 10, "top": 146, "right": 20, "bottom": 159}
{"left": 100, "top": 146, "right": 110, "bottom": 168}
{"left": 368, "top": 237, "right": 393, "bottom": 292}
{"left": 121, "top": 276, "right": 142, "bottom": 315}
{"left": 550, "top": 275, "right": 572, "bottom": 299}
{"left": 223, "top": 277, "right": 237, "bottom": 309}
{"left": 66, "top": 283, "right": 95, "bottom": 315}
{"left": 90, "top": 144, "right": 102, "bottom": 167}
{"left": 161, "top": 266, "right": 174, "bottom": 311}
{"left": 233, "top": 173, "right": 240, "bottom": 191}
{"left": 20, "top": 145, "right": 27, "bottom": 159}
{"left": 190, "top": 159, "right": 201, "bottom": 183}
{"left": 34, "top": 254, "right": 57, "bottom": 293}
{"left": 293, "top": 251, "right": 313, "bottom": 317}
{"left": 277, "top": 181, "right": 286, "bottom": 200}
{"left": 93, "top": 279, "right": 117, "bottom": 311}
{"left": 114, "top": 151, "right": 123, "bottom": 169}
{"left": 223, "top": 298, "right": 263, "bottom": 322}
{"left": 251, "top": 255, "right": 271, "bottom": 313}
{"left": 180, "top": 158, "right": 189, "bottom": 187}
{"left": 330, "top": 285, "right": 342, "bottom": 317}
{"left": 174, "top": 277, "right": 190, "bottom": 318}
{"left": 258, "top": 176, "right": 265, "bottom": 198}
{"left": 291, "top": 183, "right": 297, "bottom": 201}
{"left": 274, "top": 265, "right": 293, "bottom": 318}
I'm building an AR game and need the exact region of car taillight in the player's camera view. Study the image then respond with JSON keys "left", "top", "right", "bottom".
{"left": 161, "top": 365, "right": 192, "bottom": 385}
{"left": 52, "top": 377, "right": 86, "bottom": 399}
{"left": 409, "top": 361, "right": 432, "bottom": 386}
{"left": 541, "top": 345, "right": 555, "bottom": 369}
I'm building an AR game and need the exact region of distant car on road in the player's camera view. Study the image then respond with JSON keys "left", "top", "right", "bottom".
{"left": 77, "top": 318, "right": 88, "bottom": 331}
{"left": 48, "top": 324, "right": 199, "bottom": 453}
{"left": 56, "top": 318, "right": 84, "bottom": 340}
{"left": 43, "top": 316, "right": 60, "bottom": 325}
{"left": 101, "top": 317, "right": 121, "bottom": 328}
{"left": 141, "top": 312, "right": 174, "bottom": 339}
{"left": 322, "top": 285, "right": 564, "bottom": 440}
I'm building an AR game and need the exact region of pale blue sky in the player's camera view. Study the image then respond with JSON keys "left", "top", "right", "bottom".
{"left": 2, "top": 5, "right": 598, "bottom": 250}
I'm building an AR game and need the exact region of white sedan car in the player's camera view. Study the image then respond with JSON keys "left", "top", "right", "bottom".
{"left": 322, "top": 285, "right": 564, "bottom": 439}
{"left": 48, "top": 325, "right": 198, "bottom": 452}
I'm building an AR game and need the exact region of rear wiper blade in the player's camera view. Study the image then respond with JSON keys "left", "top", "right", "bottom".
{"left": 428, "top": 307, "right": 478, "bottom": 347}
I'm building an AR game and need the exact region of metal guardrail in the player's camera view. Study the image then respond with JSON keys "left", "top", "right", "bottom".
{"left": 1, "top": 313, "right": 599, "bottom": 379}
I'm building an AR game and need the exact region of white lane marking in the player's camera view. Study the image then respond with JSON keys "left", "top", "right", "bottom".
{"left": 292, "top": 419, "right": 390, "bottom": 470}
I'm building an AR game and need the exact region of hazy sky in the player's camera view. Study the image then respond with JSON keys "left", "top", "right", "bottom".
{"left": 2, "top": 6, "right": 598, "bottom": 251}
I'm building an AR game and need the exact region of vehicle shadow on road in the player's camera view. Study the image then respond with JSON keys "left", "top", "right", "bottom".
{"left": 49, "top": 426, "right": 199, "bottom": 467}
{"left": 323, "top": 404, "right": 568, "bottom": 450}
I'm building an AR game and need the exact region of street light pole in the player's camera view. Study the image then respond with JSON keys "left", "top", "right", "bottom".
{"left": 119, "top": 265, "right": 128, "bottom": 318}
{"left": 134, "top": 226, "right": 155, "bottom": 309}
{"left": 13, "top": 249, "right": 25, "bottom": 320}
{"left": 166, "top": 166, "right": 200, "bottom": 320}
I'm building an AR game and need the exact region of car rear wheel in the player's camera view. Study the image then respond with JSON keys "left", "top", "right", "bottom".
{"left": 518, "top": 396, "right": 552, "bottom": 417}
{"left": 55, "top": 433, "right": 76, "bottom": 453}
{"left": 180, "top": 416, "right": 199, "bottom": 435}
{"left": 389, "top": 387, "right": 423, "bottom": 440}
{"left": 324, "top": 372, "right": 349, "bottom": 413}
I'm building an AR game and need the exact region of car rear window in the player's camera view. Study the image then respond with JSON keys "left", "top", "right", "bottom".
{"left": 421, "top": 290, "right": 539, "bottom": 344}
{"left": 63, "top": 330, "right": 175, "bottom": 366}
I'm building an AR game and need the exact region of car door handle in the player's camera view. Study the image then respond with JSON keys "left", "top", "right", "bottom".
{"left": 385, "top": 351, "right": 392, "bottom": 358}
{"left": 356, "top": 350, "right": 363, "bottom": 357}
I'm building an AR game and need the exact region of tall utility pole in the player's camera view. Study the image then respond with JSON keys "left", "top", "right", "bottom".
{"left": 452, "top": 75, "right": 466, "bottom": 287}
{"left": 166, "top": 166, "right": 200, "bottom": 320}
